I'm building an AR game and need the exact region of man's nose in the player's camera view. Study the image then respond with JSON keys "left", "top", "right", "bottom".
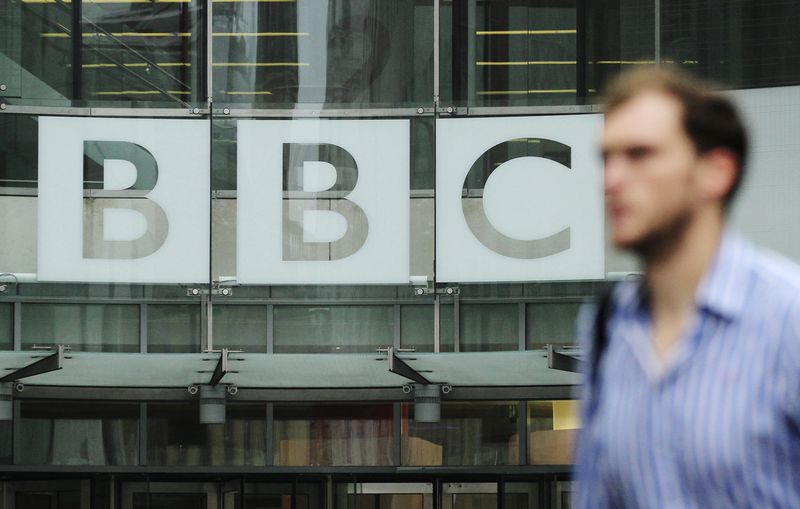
{"left": 603, "top": 156, "right": 625, "bottom": 194}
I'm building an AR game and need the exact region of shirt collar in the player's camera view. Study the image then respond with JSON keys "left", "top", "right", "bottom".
{"left": 614, "top": 228, "right": 753, "bottom": 321}
{"left": 695, "top": 228, "right": 753, "bottom": 321}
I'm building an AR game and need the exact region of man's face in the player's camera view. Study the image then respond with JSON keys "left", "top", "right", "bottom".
{"left": 602, "top": 91, "right": 703, "bottom": 253}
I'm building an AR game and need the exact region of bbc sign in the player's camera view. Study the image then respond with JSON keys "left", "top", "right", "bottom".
{"left": 37, "top": 115, "right": 603, "bottom": 284}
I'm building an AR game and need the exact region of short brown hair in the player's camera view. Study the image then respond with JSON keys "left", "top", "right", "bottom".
{"left": 604, "top": 67, "right": 748, "bottom": 205}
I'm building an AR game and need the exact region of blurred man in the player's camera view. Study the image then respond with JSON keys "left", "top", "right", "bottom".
{"left": 574, "top": 68, "right": 800, "bottom": 508}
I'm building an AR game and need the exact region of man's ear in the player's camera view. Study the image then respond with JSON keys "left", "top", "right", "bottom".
{"left": 698, "top": 148, "right": 739, "bottom": 203}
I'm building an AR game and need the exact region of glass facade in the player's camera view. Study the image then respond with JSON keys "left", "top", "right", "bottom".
{"left": 1, "top": 1, "right": 800, "bottom": 508}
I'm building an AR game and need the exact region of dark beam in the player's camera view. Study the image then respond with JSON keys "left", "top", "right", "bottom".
{"left": 546, "top": 344, "right": 580, "bottom": 374}
{"left": 387, "top": 347, "right": 431, "bottom": 385}
{"left": 208, "top": 348, "right": 229, "bottom": 386}
{"left": 0, "top": 345, "right": 65, "bottom": 383}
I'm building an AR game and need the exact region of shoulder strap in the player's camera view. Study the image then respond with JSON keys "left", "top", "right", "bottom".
{"left": 590, "top": 288, "right": 614, "bottom": 388}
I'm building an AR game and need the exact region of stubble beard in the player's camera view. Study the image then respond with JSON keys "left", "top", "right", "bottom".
{"left": 629, "top": 206, "right": 694, "bottom": 265}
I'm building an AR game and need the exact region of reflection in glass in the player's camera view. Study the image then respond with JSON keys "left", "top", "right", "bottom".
{"left": 662, "top": 0, "right": 800, "bottom": 88}
{"left": 401, "top": 304, "right": 434, "bottom": 352}
{"left": 402, "top": 401, "right": 518, "bottom": 466}
{"left": 504, "top": 483, "right": 542, "bottom": 509}
{"left": 18, "top": 402, "right": 138, "bottom": 465}
{"left": 2, "top": 1, "right": 73, "bottom": 102}
{"left": 441, "top": 0, "right": 658, "bottom": 107}
{"left": 80, "top": 1, "right": 201, "bottom": 106}
{"left": 460, "top": 304, "right": 518, "bottom": 351}
{"left": 527, "top": 400, "right": 580, "bottom": 465}
{"left": 441, "top": 483, "right": 497, "bottom": 509}
{"left": 526, "top": 302, "right": 581, "bottom": 349}
{"left": 147, "top": 304, "right": 201, "bottom": 353}
{"left": 212, "top": 0, "right": 433, "bottom": 108}
{"left": 0, "top": 304, "right": 12, "bottom": 350}
{"left": 21, "top": 303, "right": 139, "bottom": 352}
{"left": 273, "top": 305, "right": 393, "bottom": 353}
{"left": 245, "top": 482, "right": 323, "bottom": 509}
{"left": 147, "top": 403, "right": 266, "bottom": 466}
{"left": 213, "top": 305, "right": 268, "bottom": 353}
{"left": 274, "top": 404, "right": 393, "bottom": 466}
{"left": 0, "top": 115, "right": 38, "bottom": 189}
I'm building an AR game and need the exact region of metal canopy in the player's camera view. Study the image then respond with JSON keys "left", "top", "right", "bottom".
{"left": 0, "top": 350, "right": 580, "bottom": 388}
{"left": 546, "top": 345, "right": 581, "bottom": 374}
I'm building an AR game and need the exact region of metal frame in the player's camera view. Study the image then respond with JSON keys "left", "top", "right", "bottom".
{"left": 12, "top": 385, "right": 574, "bottom": 402}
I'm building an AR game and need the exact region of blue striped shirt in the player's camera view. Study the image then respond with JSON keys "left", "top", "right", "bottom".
{"left": 575, "top": 230, "right": 800, "bottom": 508}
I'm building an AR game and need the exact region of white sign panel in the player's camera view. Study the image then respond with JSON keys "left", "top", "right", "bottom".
{"left": 237, "top": 119, "right": 410, "bottom": 284}
{"left": 38, "top": 117, "right": 210, "bottom": 283}
{"left": 436, "top": 115, "right": 604, "bottom": 282}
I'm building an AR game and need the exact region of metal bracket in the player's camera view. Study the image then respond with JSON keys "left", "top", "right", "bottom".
{"left": 414, "top": 286, "right": 460, "bottom": 297}
{"left": 377, "top": 346, "right": 433, "bottom": 385}
{"left": 546, "top": 344, "right": 581, "bottom": 373}
{"left": 436, "top": 106, "right": 468, "bottom": 116}
{"left": 187, "top": 287, "right": 233, "bottom": 297}
{"left": 0, "top": 345, "right": 68, "bottom": 383}
{"left": 197, "top": 348, "right": 244, "bottom": 386}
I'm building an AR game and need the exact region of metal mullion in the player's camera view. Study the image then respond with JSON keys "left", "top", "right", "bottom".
{"left": 206, "top": 0, "right": 213, "bottom": 105}
{"left": 394, "top": 305, "right": 401, "bottom": 349}
{"left": 13, "top": 302, "right": 21, "bottom": 350}
{"left": 453, "top": 294, "right": 460, "bottom": 353}
{"left": 266, "top": 304, "right": 274, "bottom": 354}
{"left": 518, "top": 303, "right": 526, "bottom": 351}
{"left": 433, "top": 0, "right": 440, "bottom": 107}
{"left": 575, "top": 0, "right": 587, "bottom": 103}
{"left": 655, "top": 0, "right": 661, "bottom": 65}
{"left": 139, "top": 403, "right": 147, "bottom": 466}
{"left": 266, "top": 402, "right": 274, "bottom": 466}
{"left": 140, "top": 304, "right": 147, "bottom": 353}
{"left": 433, "top": 296, "right": 440, "bottom": 353}
{"left": 517, "top": 401, "right": 527, "bottom": 466}
{"left": 12, "top": 399, "right": 20, "bottom": 464}
{"left": 393, "top": 402, "right": 401, "bottom": 466}
{"left": 72, "top": 0, "right": 82, "bottom": 102}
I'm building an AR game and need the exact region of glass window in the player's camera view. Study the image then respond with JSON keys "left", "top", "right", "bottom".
{"left": 79, "top": 1, "right": 203, "bottom": 107}
{"left": 527, "top": 400, "right": 580, "bottom": 465}
{"left": 402, "top": 401, "right": 519, "bottom": 466}
{"left": 661, "top": 0, "right": 800, "bottom": 88}
{"left": 212, "top": 0, "right": 434, "bottom": 108}
{"left": 273, "top": 403, "right": 394, "bottom": 466}
{"left": 401, "top": 304, "right": 433, "bottom": 352}
{"left": 147, "top": 304, "right": 201, "bottom": 353}
{"left": 21, "top": 303, "right": 139, "bottom": 352}
{"left": 441, "top": 483, "right": 497, "bottom": 509}
{"left": 147, "top": 403, "right": 266, "bottom": 466}
{"left": 213, "top": 305, "right": 268, "bottom": 353}
{"left": 18, "top": 401, "right": 138, "bottom": 465}
{"left": 273, "top": 305, "right": 393, "bottom": 353}
{"left": 0, "top": 115, "right": 38, "bottom": 189}
{"left": 4, "top": 1, "right": 74, "bottom": 102}
{"left": 245, "top": 482, "right": 323, "bottom": 509}
{"left": 526, "top": 302, "right": 581, "bottom": 349}
{"left": 0, "top": 303, "right": 12, "bottom": 350}
{"left": 460, "top": 304, "right": 518, "bottom": 351}
{"left": 504, "top": 483, "right": 542, "bottom": 509}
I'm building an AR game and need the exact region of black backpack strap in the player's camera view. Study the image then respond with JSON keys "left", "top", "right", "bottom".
{"left": 590, "top": 288, "right": 615, "bottom": 389}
